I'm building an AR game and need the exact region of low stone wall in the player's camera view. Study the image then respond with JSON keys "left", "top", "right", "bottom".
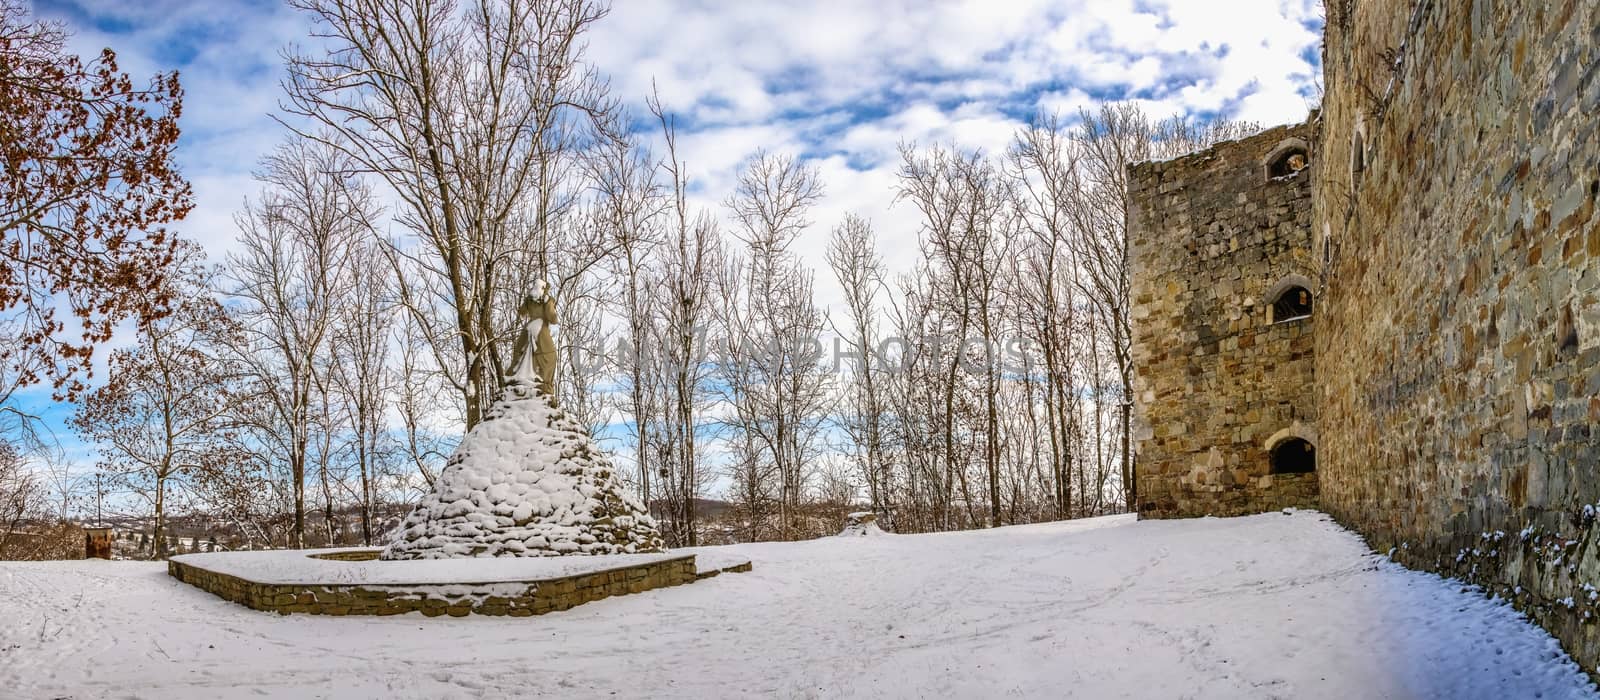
{"left": 169, "top": 554, "right": 702, "bottom": 617}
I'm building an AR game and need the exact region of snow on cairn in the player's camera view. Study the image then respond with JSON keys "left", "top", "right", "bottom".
{"left": 838, "top": 511, "right": 887, "bottom": 537}
{"left": 382, "top": 381, "right": 665, "bottom": 560}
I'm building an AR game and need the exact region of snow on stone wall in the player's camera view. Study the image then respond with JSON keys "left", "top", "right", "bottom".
{"left": 168, "top": 552, "right": 697, "bottom": 616}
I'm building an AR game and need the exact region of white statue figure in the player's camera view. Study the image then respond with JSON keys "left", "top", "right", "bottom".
{"left": 508, "top": 281, "right": 559, "bottom": 403}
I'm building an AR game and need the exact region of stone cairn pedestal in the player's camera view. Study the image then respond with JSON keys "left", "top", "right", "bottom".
{"left": 382, "top": 289, "right": 664, "bottom": 560}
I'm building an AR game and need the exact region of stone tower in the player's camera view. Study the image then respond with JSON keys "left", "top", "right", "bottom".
{"left": 1129, "top": 121, "right": 1321, "bottom": 518}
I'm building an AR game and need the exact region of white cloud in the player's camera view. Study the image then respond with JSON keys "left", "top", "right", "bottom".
{"left": 587, "top": 0, "right": 1322, "bottom": 312}
{"left": 34, "top": 0, "right": 1321, "bottom": 281}
{"left": 19, "top": 0, "right": 1323, "bottom": 456}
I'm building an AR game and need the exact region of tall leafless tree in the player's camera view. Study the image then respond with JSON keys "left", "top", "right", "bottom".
{"left": 643, "top": 96, "right": 722, "bottom": 546}
{"left": 896, "top": 143, "right": 1016, "bottom": 527}
{"left": 328, "top": 238, "right": 394, "bottom": 545}
{"left": 826, "top": 214, "right": 890, "bottom": 518}
{"left": 719, "top": 150, "right": 832, "bottom": 538}
{"left": 282, "top": 0, "right": 619, "bottom": 429}
{"left": 590, "top": 124, "right": 665, "bottom": 504}
{"left": 223, "top": 138, "right": 371, "bottom": 548}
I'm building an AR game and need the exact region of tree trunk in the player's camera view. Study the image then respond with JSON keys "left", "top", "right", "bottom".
{"left": 153, "top": 473, "right": 166, "bottom": 559}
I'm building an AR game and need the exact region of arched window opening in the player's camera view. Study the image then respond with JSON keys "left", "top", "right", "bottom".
{"left": 1271, "top": 285, "right": 1313, "bottom": 323}
{"left": 1263, "top": 138, "right": 1311, "bottom": 181}
{"left": 1268, "top": 147, "right": 1309, "bottom": 179}
{"left": 1270, "top": 438, "right": 1316, "bottom": 474}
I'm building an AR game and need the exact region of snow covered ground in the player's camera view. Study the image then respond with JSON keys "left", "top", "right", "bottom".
{"left": 2, "top": 511, "right": 1595, "bottom": 699}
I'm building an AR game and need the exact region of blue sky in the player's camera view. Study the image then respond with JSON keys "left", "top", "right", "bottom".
{"left": 20, "top": 0, "right": 1324, "bottom": 468}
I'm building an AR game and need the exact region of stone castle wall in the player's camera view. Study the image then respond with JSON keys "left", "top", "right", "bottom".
{"left": 1130, "top": 122, "right": 1321, "bottom": 518}
{"left": 1314, "top": 0, "right": 1600, "bottom": 672}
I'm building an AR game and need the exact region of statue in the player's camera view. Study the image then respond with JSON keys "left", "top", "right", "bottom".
{"left": 508, "top": 283, "right": 559, "bottom": 403}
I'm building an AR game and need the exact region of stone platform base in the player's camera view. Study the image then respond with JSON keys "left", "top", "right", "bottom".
{"left": 169, "top": 548, "right": 751, "bottom": 617}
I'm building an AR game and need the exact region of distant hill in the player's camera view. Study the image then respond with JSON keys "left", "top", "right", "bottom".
{"left": 648, "top": 498, "right": 734, "bottom": 519}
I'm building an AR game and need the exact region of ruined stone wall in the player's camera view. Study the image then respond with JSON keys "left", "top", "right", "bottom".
{"left": 1315, "top": 0, "right": 1600, "bottom": 672}
{"left": 1130, "top": 122, "right": 1321, "bottom": 518}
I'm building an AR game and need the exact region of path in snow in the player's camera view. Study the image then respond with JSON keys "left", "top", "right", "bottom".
{"left": 1, "top": 511, "right": 1594, "bottom": 699}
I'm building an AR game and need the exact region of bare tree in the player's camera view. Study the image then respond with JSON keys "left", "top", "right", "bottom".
{"left": 1056, "top": 104, "right": 1257, "bottom": 509}
{"left": 1008, "top": 113, "right": 1086, "bottom": 518}
{"left": 393, "top": 299, "right": 456, "bottom": 494}
{"left": 551, "top": 262, "right": 611, "bottom": 434}
{"left": 73, "top": 260, "right": 244, "bottom": 559}
{"left": 643, "top": 97, "right": 722, "bottom": 547}
{"left": 0, "top": 440, "right": 43, "bottom": 557}
{"left": 590, "top": 125, "right": 665, "bottom": 504}
{"left": 37, "top": 454, "right": 86, "bottom": 521}
{"left": 896, "top": 143, "right": 1016, "bottom": 527}
{"left": 282, "top": 0, "right": 619, "bottom": 429}
{"left": 223, "top": 138, "right": 371, "bottom": 548}
{"left": 826, "top": 214, "right": 891, "bottom": 519}
{"left": 717, "top": 150, "right": 833, "bottom": 539}
{"left": 328, "top": 238, "right": 395, "bottom": 545}
{"left": 878, "top": 268, "right": 959, "bottom": 531}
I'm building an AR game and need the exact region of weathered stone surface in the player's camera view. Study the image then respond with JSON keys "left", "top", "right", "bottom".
{"left": 1311, "top": 0, "right": 1600, "bottom": 678}
{"left": 1132, "top": 0, "right": 1600, "bottom": 678}
{"left": 1130, "top": 121, "right": 1321, "bottom": 518}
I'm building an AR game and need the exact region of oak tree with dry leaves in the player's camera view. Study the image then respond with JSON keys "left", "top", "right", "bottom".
{"left": 0, "top": 0, "right": 191, "bottom": 413}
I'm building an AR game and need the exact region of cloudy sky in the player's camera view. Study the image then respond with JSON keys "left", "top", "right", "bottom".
{"left": 24, "top": 0, "right": 1323, "bottom": 461}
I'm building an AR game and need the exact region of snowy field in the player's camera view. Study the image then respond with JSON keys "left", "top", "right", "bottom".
{"left": 2, "top": 511, "right": 1595, "bottom": 700}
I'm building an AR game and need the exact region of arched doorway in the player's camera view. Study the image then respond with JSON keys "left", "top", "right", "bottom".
{"left": 1270, "top": 437, "right": 1316, "bottom": 474}
{"left": 1263, "top": 274, "right": 1316, "bottom": 324}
